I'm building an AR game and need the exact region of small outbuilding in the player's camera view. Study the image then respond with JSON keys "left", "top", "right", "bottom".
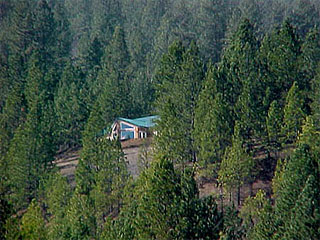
{"left": 109, "top": 115, "right": 159, "bottom": 140}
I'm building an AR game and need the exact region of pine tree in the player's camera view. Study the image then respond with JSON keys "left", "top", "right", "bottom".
{"left": 266, "top": 100, "right": 283, "bottom": 152}
{"left": 220, "top": 19, "right": 259, "bottom": 109}
{"left": 83, "top": 26, "right": 131, "bottom": 143}
{"left": 311, "top": 64, "right": 320, "bottom": 124}
{"left": 219, "top": 205, "right": 245, "bottom": 240}
{"left": 288, "top": 0, "right": 319, "bottom": 39}
{"left": 120, "top": 154, "right": 222, "bottom": 239}
{"left": 81, "top": 37, "right": 104, "bottom": 111}
{"left": 243, "top": 191, "right": 275, "bottom": 240}
{"left": 154, "top": 41, "right": 204, "bottom": 163}
{"left": 51, "top": 0, "right": 72, "bottom": 71}
{"left": 259, "top": 20, "right": 301, "bottom": 105}
{"left": 196, "top": 0, "right": 229, "bottom": 63}
{"left": 195, "top": 87, "right": 233, "bottom": 167}
{"left": 7, "top": 0, "right": 34, "bottom": 63}
{"left": 218, "top": 122, "right": 254, "bottom": 206}
{"left": 89, "top": 139, "right": 129, "bottom": 229}
{"left": 55, "top": 60, "right": 87, "bottom": 148}
{"left": 273, "top": 143, "right": 318, "bottom": 238}
{"left": 65, "top": 191, "right": 96, "bottom": 239}
{"left": 44, "top": 172, "right": 72, "bottom": 240}
{"left": 6, "top": 53, "right": 55, "bottom": 209}
{"left": 283, "top": 174, "right": 320, "bottom": 240}
{"left": 20, "top": 200, "right": 47, "bottom": 240}
{"left": 31, "top": 0, "right": 57, "bottom": 65}
{"left": 282, "top": 82, "right": 305, "bottom": 143}
{"left": 299, "top": 27, "right": 320, "bottom": 92}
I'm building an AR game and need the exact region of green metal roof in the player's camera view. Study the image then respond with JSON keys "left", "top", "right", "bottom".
{"left": 118, "top": 115, "right": 159, "bottom": 128}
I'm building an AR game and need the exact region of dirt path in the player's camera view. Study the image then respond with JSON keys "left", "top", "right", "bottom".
{"left": 54, "top": 139, "right": 150, "bottom": 185}
{"left": 54, "top": 138, "right": 272, "bottom": 207}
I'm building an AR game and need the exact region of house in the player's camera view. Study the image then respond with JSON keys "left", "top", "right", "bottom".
{"left": 109, "top": 115, "right": 159, "bottom": 140}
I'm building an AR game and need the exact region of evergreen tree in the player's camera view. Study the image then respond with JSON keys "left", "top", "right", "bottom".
{"left": 83, "top": 25, "right": 131, "bottom": 142}
{"left": 242, "top": 191, "right": 275, "bottom": 240}
{"left": 266, "top": 100, "right": 283, "bottom": 152}
{"left": 55, "top": 60, "right": 87, "bottom": 148}
{"left": 219, "top": 205, "right": 245, "bottom": 240}
{"left": 20, "top": 200, "right": 47, "bottom": 240}
{"left": 219, "top": 19, "right": 263, "bottom": 140}
{"left": 311, "top": 64, "right": 320, "bottom": 123}
{"left": 89, "top": 139, "right": 129, "bottom": 230}
{"left": 195, "top": 80, "right": 233, "bottom": 168}
{"left": 125, "top": 155, "right": 221, "bottom": 239}
{"left": 150, "top": 0, "right": 195, "bottom": 73}
{"left": 196, "top": 0, "right": 230, "bottom": 63}
{"left": 31, "top": 0, "right": 57, "bottom": 65}
{"left": 65, "top": 191, "right": 96, "bottom": 239}
{"left": 6, "top": 53, "right": 55, "bottom": 209}
{"left": 218, "top": 122, "right": 254, "bottom": 206}
{"left": 273, "top": 143, "right": 319, "bottom": 238}
{"left": 64, "top": 0, "right": 92, "bottom": 59}
{"left": 299, "top": 27, "right": 320, "bottom": 92}
{"left": 283, "top": 174, "right": 320, "bottom": 240}
{"left": 52, "top": 0, "right": 72, "bottom": 71}
{"left": 81, "top": 37, "right": 104, "bottom": 111}
{"left": 90, "top": 0, "right": 123, "bottom": 46}
{"left": 288, "top": 0, "right": 319, "bottom": 39}
{"left": 45, "top": 172, "right": 72, "bottom": 240}
{"left": 7, "top": 0, "right": 34, "bottom": 63}
{"left": 155, "top": 41, "right": 204, "bottom": 163}
{"left": 282, "top": 82, "right": 305, "bottom": 143}
{"left": 259, "top": 20, "right": 301, "bottom": 105}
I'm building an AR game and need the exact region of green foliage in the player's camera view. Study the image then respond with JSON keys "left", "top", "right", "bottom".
{"left": 288, "top": 0, "right": 319, "bottom": 38}
{"left": 259, "top": 20, "right": 301, "bottom": 104}
{"left": 273, "top": 143, "right": 319, "bottom": 238}
{"left": 195, "top": 0, "right": 230, "bottom": 63}
{"left": 7, "top": 53, "right": 55, "bottom": 209}
{"left": 4, "top": 215, "right": 21, "bottom": 240}
{"left": 222, "top": 18, "right": 259, "bottom": 106}
{"left": 130, "top": 155, "right": 182, "bottom": 239}
{"left": 311, "top": 64, "right": 320, "bottom": 122}
{"left": 195, "top": 85, "right": 233, "bottom": 167}
{"left": 2, "top": 1, "right": 320, "bottom": 238}
{"left": 219, "top": 205, "right": 244, "bottom": 240}
{"left": 20, "top": 200, "right": 47, "bottom": 240}
{"left": 218, "top": 122, "right": 254, "bottom": 205}
{"left": 282, "top": 82, "right": 306, "bottom": 143}
{"left": 83, "top": 26, "right": 131, "bottom": 145}
{"left": 266, "top": 100, "right": 283, "bottom": 151}
{"left": 283, "top": 174, "right": 320, "bottom": 240}
{"left": 240, "top": 190, "right": 275, "bottom": 240}
{"left": 0, "top": 181, "right": 12, "bottom": 239}
{"left": 90, "top": 139, "right": 129, "bottom": 229}
{"left": 110, "top": 155, "right": 222, "bottom": 240}
{"left": 44, "top": 172, "right": 72, "bottom": 240}
{"left": 154, "top": 41, "right": 204, "bottom": 163}
{"left": 55, "top": 60, "right": 87, "bottom": 147}
{"left": 65, "top": 191, "right": 96, "bottom": 240}
{"left": 137, "top": 139, "right": 152, "bottom": 173}
{"left": 299, "top": 28, "right": 320, "bottom": 93}
{"left": 31, "top": 0, "right": 57, "bottom": 64}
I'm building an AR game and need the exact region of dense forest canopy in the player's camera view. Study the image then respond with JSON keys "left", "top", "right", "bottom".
{"left": 1, "top": 0, "right": 320, "bottom": 239}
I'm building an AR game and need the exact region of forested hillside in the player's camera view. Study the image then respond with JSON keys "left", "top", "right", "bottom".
{"left": 1, "top": 0, "right": 320, "bottom": 239}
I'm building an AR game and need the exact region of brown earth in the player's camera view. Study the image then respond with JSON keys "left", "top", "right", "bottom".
{"left": 54, "top": 138, "right": 274, "bottom": 207}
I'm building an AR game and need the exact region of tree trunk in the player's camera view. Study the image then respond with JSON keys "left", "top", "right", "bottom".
{"left": 237, "top": 185, "right": 241, "bottom": 207}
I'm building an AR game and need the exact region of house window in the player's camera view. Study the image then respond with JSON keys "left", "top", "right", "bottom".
{"left": 120, "top": 123, "right": 134, "bottom": 130}
{"left": 139, "top": 131, "right": 147, "bottom": 139}
{"left": 121, "top": 131, "right": 134, "bottom": 140}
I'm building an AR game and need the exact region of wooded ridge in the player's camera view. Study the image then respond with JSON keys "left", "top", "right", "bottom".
{"left": 1, "top": 0, "right": 320, "bottom": 239}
